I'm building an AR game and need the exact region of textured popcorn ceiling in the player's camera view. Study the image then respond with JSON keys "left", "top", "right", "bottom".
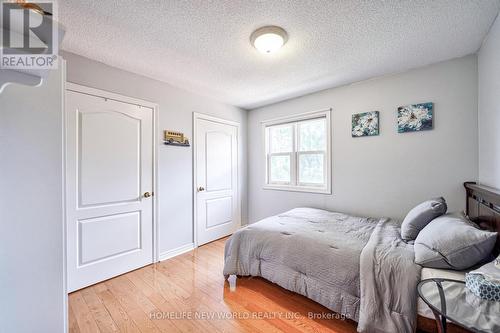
{"left": 57, "top": 0, "right": 500, "bottom": 109}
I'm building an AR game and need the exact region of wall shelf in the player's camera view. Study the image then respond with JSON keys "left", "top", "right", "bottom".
{"left": 164, "top": 141, "right": 190, "bottom": 147}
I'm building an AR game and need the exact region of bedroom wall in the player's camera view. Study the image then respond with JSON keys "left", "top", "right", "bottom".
{"left": 478, "top": 14, "right": 500, "bottom": 189}
{"left": 0, "top": 67, "right": 66, "bottom": 332}
{"left": 247, "top": 55, "right": 478, "bottom": 222}
{"left": 61, "top": 51, "right": 248, "bottom": 257}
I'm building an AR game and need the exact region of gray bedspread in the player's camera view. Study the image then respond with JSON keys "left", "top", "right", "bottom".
{"left": 358, "top": 218, "right": 422, "bottom": 333}
{"left": 223, "top": 208, "right": 421, "bottom": 333}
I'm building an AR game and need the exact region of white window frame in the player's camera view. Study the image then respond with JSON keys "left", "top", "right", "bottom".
{"left": 262, "top": 108, "right": 332, "bottom": 194}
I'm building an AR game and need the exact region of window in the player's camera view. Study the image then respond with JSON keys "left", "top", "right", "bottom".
{"left": 263, "top": 109, "right": 331, "bottom": 194}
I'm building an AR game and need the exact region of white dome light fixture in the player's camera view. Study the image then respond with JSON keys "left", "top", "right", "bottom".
{"left": 250, "top": 26, "right": 288, "bottom": 54}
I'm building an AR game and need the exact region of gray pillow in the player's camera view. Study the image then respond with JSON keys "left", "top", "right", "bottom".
{"left": 414, "top": 213, "right": 497, "bottom": 270}
{"left": 401, "top": 197, "right": 447, "bottom": 240}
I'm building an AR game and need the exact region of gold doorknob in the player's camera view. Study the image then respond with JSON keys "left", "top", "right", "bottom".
{"left": 198, "top": 187, "right": 205, "bottom": 192}
{"left": 143, "top": 192, "right": 152, "bottom": 198}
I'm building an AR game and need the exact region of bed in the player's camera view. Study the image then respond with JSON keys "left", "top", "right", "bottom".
{"left": 224, "top": 208, "right": 420, "bottom": 332}
{"left": 417, "top": 182, "right": 500, "bottom": 333}
{"left": 223, "top": 183, "right": 500, "bottom": 333}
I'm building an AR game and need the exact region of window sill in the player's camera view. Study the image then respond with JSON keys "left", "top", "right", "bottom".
{"left": 263, "top": 184, "right": 331, "bottom": 195}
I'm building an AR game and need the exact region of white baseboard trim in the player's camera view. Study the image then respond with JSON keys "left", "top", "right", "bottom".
{"left": 158, "top": 243, "right": 195, "bottom": 262}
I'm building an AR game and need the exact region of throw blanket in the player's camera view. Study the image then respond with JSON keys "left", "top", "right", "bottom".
{"left": 358, "top": 218, "right": 421, "bottom": 333}
{"left": 223, "top": 208, "right": 421, "bottom": 333}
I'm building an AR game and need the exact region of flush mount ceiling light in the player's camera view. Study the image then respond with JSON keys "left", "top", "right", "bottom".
{"left": 250, "top": 26, "right": 288, "bottom": 54}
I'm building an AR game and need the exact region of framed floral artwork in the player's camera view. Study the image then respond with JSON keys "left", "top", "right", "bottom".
{"left": 352, "top": 111, "right": 379, "bottom": 137}
{"left": 397, "top": 103, "right": 433, "bottom": 133}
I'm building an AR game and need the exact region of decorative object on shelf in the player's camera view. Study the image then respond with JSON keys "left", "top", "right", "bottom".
{"left": 163, "top": 130, "right": 190, "bottom": 146}
{"left": 397, "top": 102, "right": 433, "bottom": 133}
{"left": 352, "top": 111, "right": 379, "bottom": 137}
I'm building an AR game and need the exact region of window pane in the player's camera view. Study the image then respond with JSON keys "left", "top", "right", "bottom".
{"left": 270, "top": 155, "right": 291, "bottom": 183}
{"left": 269, "top": 125, "right": 293, "bottom": 153}
{"left": 299, "top": 153, "right": 324, "bottom": 184}
{"left": 298, "top": 118, "right": 326, "bottom": 151}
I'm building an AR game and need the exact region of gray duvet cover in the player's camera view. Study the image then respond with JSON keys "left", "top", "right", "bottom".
{"left": 223, "top": 208, "right": 421, "bottom": 333}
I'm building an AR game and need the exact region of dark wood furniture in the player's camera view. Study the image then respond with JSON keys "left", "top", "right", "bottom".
{"left": 417, "top": 182, "right": 500, "bottom": 333}
{"left": 464, "top": 182, "right": 500, "bottom": 255}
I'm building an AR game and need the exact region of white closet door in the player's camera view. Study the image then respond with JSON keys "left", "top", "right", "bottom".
{"left": 195, "top": 115, "right": 240, "bottom": 246}
{"left": 66, "top": 89, "right": 154, "bottom": 292}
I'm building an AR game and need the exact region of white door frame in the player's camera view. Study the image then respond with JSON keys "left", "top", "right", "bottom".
{"left": 64, "top": 82, "right": 160, "bottom": 291}
{"left": 192, "top": 112, "right": 241, "bottom": 247}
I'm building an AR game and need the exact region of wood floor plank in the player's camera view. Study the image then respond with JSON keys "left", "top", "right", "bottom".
{"left": 105, "top": 277, "right": 164, "bottom": 333}
{"left": 80, "top": 286, "right": 120, "bottom": 333}
{"left": 68, "top": 301, "right": 82, "bottom": 333}
{"left": 155, "top": 253, "right": 286, "bottom": 333}
{"left": 95, "top": 289, "right": 142, "bottom": 333}
{"left": 119, "top": 273, "right": 187, "bottom": 333}
{"left": 69, "top": 291, "right": 101, "bottom": 333}
{"left": 226, "top": 278, "right": 352, "bottom": 333}
{"left": 69, "top": 238, "right": 358, "bottom": 333}
{"left": 134, "top": 266, "right": 231, "bottom": 333}
{"left": 126, "top": 269, "right": 205, "bottom": 333}
{"left": 222, "top": 297, "right": 285, "bottom": 333}
{"left": 239, "top": 277, "right": 357, "bottom": 332}
{"left": 93, "top": 282, "right": 109, "bottom": 294}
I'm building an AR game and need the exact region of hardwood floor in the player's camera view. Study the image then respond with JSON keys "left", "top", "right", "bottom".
{"left": 69, "top": 238, "right": 358, "bottom": 333}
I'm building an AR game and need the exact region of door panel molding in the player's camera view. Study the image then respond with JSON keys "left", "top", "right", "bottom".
{"left": 205, "top": 130, "right": 233, "bottom": 192}
{"left": 77, "top": 109, "right": 142, "bottom": 207}
{"left": 77, "top": 210, "right": 142, "bottom": 266}
{"left": 205, "top": 196, "right": 233, "bottom": 228}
